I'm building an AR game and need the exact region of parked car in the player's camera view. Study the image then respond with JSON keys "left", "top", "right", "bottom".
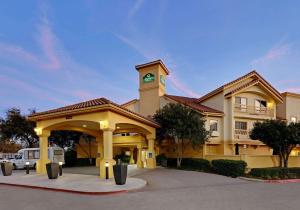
{"left": 0, "top": 158, "right": 10, "bottom": 163}
{"left": 10, "top": 147, "right": 65, "bottom": 169}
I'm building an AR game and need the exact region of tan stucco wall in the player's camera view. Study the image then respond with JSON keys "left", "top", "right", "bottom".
{"left": 123, "top": 100, "right": 140, "bottom": 113}
{"left": 138, "top": 64, "right": 167, "bottom": 117}
{"left": 201, "top": 92, "right": 224, "bottom": 112}
{"left": 285, "top": 95, "right": 300, "bottom": 122}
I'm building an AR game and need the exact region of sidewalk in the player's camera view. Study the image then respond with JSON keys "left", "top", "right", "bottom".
{"left": 0, "top": 172, "right": 147, "bottom": 195}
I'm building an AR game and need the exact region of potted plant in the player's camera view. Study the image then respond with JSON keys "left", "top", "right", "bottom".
{"left": 1, "top": 162, "right": 13, "bottom": 176}
{"left": 113, "top": 160, "right": 128, "bottom": 185}
{"left": 46, "top": 162, "right": 59, "bottom": 179}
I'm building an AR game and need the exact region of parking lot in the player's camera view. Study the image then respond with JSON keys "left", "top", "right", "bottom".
{"left": 1, "top": 168, "right": 300, "bottom": 210}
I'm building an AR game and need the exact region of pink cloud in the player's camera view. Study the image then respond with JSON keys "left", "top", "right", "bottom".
{"left": 0, "top": 42, "right": 39, "bottom": 64}
{"left": 36, "top": 9, "right": 61, "bottom": 71}
{"left": 0, "top": 74, "right": 68, "bottom": 105}
{"left": 169, "top": 73, "right": 200, "bottom": 98}
{"left": 72, "top": 90, "right": 96, "bottom": 101}
{"left": 251, "top": 43, "right": 291, "bottom": 66}
{"left": 282, "top": 87, "right": 300, "bottom": 93}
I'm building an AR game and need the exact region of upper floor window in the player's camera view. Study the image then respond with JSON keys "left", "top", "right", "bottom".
{"left": 209, "top": 120, "right": 218, "bottom": 132}
{"left": 255, "top": 99, "right": 267, "bottom": 112}
{"left": 235, "top": 97, "right": 247, "bottom": 112}
{"left": 235, "top": 121, "right": 247, "bottom": 130}
{"left": 291, "top": 117, "right": 297, "bottom": 123}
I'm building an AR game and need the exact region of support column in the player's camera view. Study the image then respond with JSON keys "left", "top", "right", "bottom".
{"left": 146, "top": 136, "right": 156, "bottom": 169}
{"left": 96, "top": 136, "right": 103, "bottom": 167}
{"left": 129, "top": 147, "right": 135, "bottom": 164}
{"left": 100, "top": 128, "right": 116, "bottom": 179}
{"left": 36, "top": 130, "right": 51, "bottom": 174}
{"left": 137, "top": 144, "right": 143, "bottom": 168}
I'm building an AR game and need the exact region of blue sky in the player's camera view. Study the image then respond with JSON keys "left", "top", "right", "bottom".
{"left": 1, "top": 0, "right": 300, "bottom": 116}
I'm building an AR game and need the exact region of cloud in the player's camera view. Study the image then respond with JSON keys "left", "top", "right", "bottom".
{"left": 168, "top": 73, "right": 201, "bottom": 98}
{"left": 282, "top": 87, "right": 300, "bottom": 93}
{"left": 251, "top": 43, "right": 291, "bottom": 67}
{"left": 128, "top": 0, "right": 144, "bottom": 19}
{"left": 115, "top": 34, "right": 200, "bottom": 97}
{"left": 0, "top": 42, "right": 39, "bottom": 64}
{"left": 0, "top": 74, "right": 68, "bottom": 105}
{"left": 37, "top": 18, "right": 61, "bottom": 70}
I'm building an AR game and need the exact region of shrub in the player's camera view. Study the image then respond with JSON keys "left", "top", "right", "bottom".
{"left": 114, "top": 153, "right": 130, "bottom": 163}
{"left": 156, "top": 154, "right": 167, "bottom": 166}
{"left": 64, "top": 149, "right": 77, "bottom": 167}
{"left": 250, "top": 167, "right": 300, "bottom": 179}
{"left": 181, "top": 158, "right": 211, "bottom": 172}
{"left": 166, "top": 158, "right": 211, "bottom": 172}
{"left": 211, "top": 159, "right": 247, "bottom": 178}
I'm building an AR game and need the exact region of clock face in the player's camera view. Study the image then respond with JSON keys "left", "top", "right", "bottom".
{"left": 143, "top": 73, "right": 155, "bottom": 83}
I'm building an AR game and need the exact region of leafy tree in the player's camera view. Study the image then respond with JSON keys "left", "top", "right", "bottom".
{"left": 154, "top": 103, "right": 209, "bottom": 167}
{"left": 0, "top": 140, "right": 22, "bottom": 153}
{"left": 0, "top": 108, "right": 38, "bottom": 147}
{"left": 49, "top": 130, "right": 82, "bottom": 149}
{"left": 49, "top": 131, "right": 95, "bottom": 165}
{"left": 250, "top": 120, "right": 300, "bottom": 168}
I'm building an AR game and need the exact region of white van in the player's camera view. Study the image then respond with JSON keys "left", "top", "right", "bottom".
{"left": 11, "top": 147, "right": 64, "bottom": 169}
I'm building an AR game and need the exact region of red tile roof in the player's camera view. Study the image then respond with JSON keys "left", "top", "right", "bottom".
{"left": 164, "top": 94, "right": 223, "bottom": 114}
{"left": 29, "top": 98, "right": 160, "bottom": 127}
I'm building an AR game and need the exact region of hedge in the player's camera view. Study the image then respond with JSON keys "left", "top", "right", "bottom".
{"left": 250, "top": 167, "right": 300, "bottom": 179}
{"left": 166, "top": 158, "right": 211, "bottom": 172}
{"left": 211, "top": 159, "right": 247, "bottom": 178}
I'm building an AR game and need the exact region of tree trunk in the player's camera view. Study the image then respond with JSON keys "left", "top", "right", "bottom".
{"left": 278, "top": 154, "right": 283, "bottom": 168}
{"left": 176, "top": 139, "right": 183, "bottom": 168}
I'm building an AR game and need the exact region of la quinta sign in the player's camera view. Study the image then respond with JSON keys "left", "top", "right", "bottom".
{"left": 143, "top": 73, "right": 155, "bottom": 83}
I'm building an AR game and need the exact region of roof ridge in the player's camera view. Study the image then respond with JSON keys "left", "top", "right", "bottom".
{"left": 164, "top": 94, "right": 223, "bottom": 114}
{"left": 197, "top": 70, "right": 283, "bottom": 103}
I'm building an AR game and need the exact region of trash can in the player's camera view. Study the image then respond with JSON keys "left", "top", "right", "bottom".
{"left": 1, "top": 162, "right": 13, "bottom": 176}
{"left": 113, "top": 163, "right": 128, "bottom": 185}
{"left": 46, "top": 163, "right": 59, "bottom": 179}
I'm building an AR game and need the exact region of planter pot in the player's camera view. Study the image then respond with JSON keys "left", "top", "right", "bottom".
{"left": 1, "top": 162, "right": 13, "bottom": 176}
{"left": 46, "top": 163, "right": 59, "bottom": 179}
{"left": 113, "top": 164, "right": 128, "bottom": 185}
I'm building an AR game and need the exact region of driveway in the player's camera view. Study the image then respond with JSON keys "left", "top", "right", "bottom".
{"left": 1, "top": 168, "right": 300, "bottom": 210}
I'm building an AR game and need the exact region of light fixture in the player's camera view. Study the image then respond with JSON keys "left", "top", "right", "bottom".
{"left": 25, "top": 162, "right": 30, "bottom": 174}
{"left": 82, "top": 124, "right": 87, "bottom": 128}
{"left": 58, "top": 162, "right": 63, "bottom": 176}
{"left": 105, "top": 162, "right": 109, "bottom": 180}
{"left": 116, "top": 126, "right": 120, "bottom": 129}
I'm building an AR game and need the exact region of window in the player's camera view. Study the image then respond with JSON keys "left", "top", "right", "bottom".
{"left": 255, "top": 99, "right": 267, "bottom": 112}
{"left": 235, "top": 121, "right": 247, "bottom": 130}
{"left": 209, "top": 120, "right": 218, "bottom": 132}
{"left": 235, "top": 97, "right": 247, "bottom": 112}
{"left": 291, "top": 117, "right": 297, "bottom": 123}
{"left": 25, "top": 150, "right": 39, "bottom": 159}
{"left": 54, "top": 150, "right": 63, "bottom": 156}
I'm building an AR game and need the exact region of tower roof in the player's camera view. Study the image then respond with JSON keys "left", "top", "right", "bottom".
{"left": 135, "top": 59, "right": 170, "bottom": 75}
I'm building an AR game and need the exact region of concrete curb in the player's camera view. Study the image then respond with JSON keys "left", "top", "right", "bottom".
{"left": 239, "top": 177, "right": 300, "bottom": 184}
{"left": 0, "top": 182, "right": 128, "bottom": 195}
{"left": 264, "top": 179, "right": 300, "bottom": 184}
{"left": 238, "top": 177, "right": 264, "bottom": 182}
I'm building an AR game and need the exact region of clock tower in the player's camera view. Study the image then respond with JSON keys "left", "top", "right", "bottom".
{"left": 135, "top": 60, "right": 169, "bottom": 117}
